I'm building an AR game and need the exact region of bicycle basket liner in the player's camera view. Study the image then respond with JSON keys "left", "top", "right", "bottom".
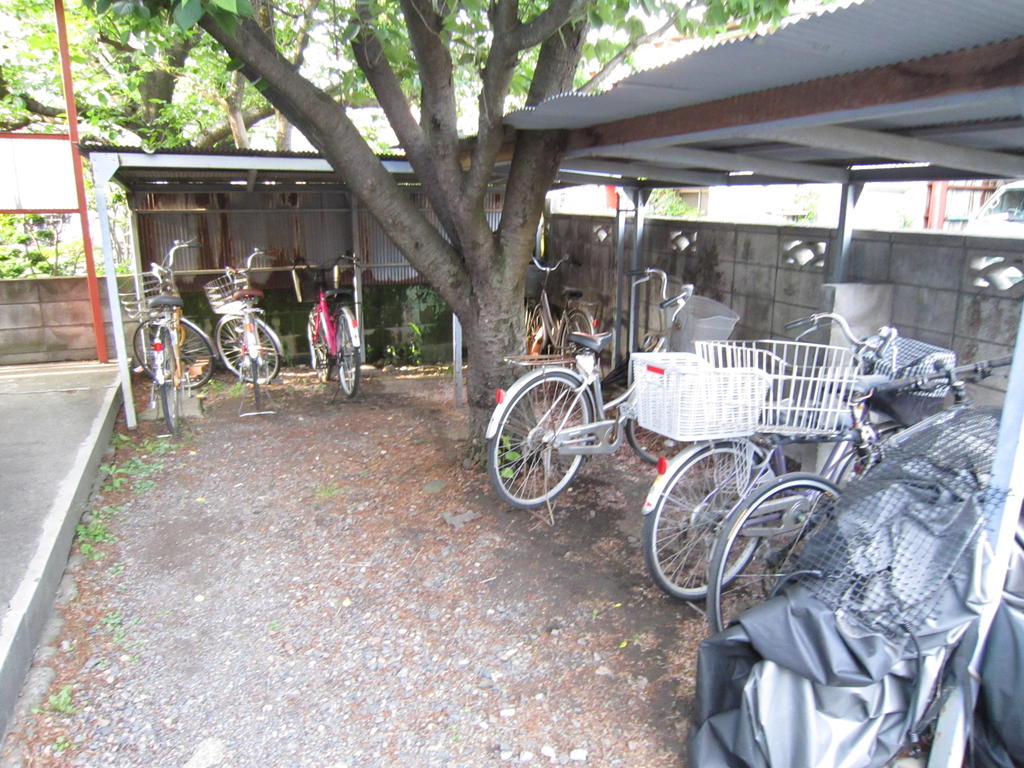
{"left": 867, "top": 337, "right": 957, "bottom": 426}
{"left": 631, "top": 352, "right": 769, "bottom": 441}
{"left": 203, "top": 271, "right": 250, "bottom": 314}
{"left": 696, "top": 340, "right": 860, "bottom": 435}
{"left": 118, "top": 272, "right": 165, "bottom": 321}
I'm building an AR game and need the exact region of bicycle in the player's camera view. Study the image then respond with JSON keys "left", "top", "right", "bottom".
{"left": 525, "top": 254, "right": 598, "bottom": 356}
{"left": 124, "top": 240, "right": 216, "bottom": 390}
{"left": 486, "top": 270, "right": 699, "bottom": 510}
{"left": 639, "top": 312, "right": 951, "bottom": 602}
{"left": 292, "top": 252, "right": 363, "bottom": 398}
{"left": 704, "top": 352, "right": 1012, "bottom": 634}
{"left": 139, "top": 287, "right": 192, "bottom": 435}
{"left": 204, "top": 249, "right": 283, "bottom": 414}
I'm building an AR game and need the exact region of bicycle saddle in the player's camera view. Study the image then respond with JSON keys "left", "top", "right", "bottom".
{"left": 562, "top": 286, "right": 584, "bottom": 300}
{"left": 325, "top": 288, "right": 353, "bottom": 300}
{"left": 568, "top": 331, "right": 612, "bottom": 353}
{"left": 148, "top": 294, "right": 184, "bottom": 309}
{"left": 232, "top": 287, "right": 264, "bottom": 301}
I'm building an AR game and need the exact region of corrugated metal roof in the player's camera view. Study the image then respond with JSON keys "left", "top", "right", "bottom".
{"left": 506, "top": 0, "right": 1024, "bottom": 131}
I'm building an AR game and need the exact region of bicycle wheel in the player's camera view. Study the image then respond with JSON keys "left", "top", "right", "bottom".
{"left": 156, "top": 326, "right": 182, "bottom": 435}
{"left": 216, "top": 314, "right": 282, "bottom": 382}
{"left": 707, "top": 473, "right": 841, "bottom": 633}
{"left": 641, "top": 439, "right": 770, "bottom": 601}
{"left": 335, "top": 307, "right": 360, "bottom": 398}
{"left": 178, "top": 318, "right": 215, "bottom": 388}
{"left": 486, "top": 369, "right": 595, "bottom": 509}
{"left": 525, "top": 303, "right": 546, "bottom": 355}
{"left": 307, "top": 309, "right": 331, "bottom": 382}
{"left": 556, "top": 306, "right": 595, "bottom": 352}
{"left": 625, "top": 420, "right": 682, "bottom": 464}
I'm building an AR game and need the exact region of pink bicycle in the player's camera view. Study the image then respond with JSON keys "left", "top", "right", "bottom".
{"left": 292, "top": 253, "right": 362, "bottom": 398}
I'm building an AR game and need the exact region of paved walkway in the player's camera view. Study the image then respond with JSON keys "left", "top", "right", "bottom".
{"left": 0, "top": 362, "right": 121, "bottom": 743}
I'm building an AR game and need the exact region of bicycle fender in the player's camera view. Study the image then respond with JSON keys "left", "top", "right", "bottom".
{"left": 641, "top": 442, "right": 713, "bottom": 515}
{"left": 337, "top": 307, "right": 361, "bottom": 348}
{"left": 484, "top": 365, "right": 584, "bottom": 440}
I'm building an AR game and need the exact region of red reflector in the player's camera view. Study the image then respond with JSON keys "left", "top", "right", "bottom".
{"left": 496, "top": 388, "right": 505, "bottom": 404}
{"left": 646, "top": 365, "right": 666, "bottom": 375}
{"left": 153, "top": 342, "right": 164, "bottom": 352}
{"left": 592, "top": 317, "right": 598, "bottom": 330}
{"left": 657, "top": 456, "right": 668, "bottom": 475}
{"left": 352, "top": 319, "right": 359, "bottom": 328}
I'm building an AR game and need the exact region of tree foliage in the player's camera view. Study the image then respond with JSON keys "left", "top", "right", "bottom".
{"left": 0, "top": 213, "right": 84, "bottom": 277}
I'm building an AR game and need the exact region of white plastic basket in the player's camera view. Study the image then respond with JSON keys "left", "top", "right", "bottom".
{"left": 204, "top": 271, "right": 249, "bottom": 315}
{"left": 631, "top": 352, "right": 771, "bottom": 441}
{"left": 696, "top": 340, "right": 861, "bottom": 435}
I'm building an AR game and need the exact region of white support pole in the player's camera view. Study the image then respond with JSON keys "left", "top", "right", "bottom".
{"left": 927, "top": 307, "right": 1024, "bottom": 768}
{"left": 90, "top": 154, "right": 137, "bottom": 429}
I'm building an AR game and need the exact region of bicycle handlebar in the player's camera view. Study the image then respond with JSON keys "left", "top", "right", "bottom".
{"left": 786, "top": 311, "right": 899, "bottom": 366}
{"left": 867, "top": 354, "right": 1012, "bottom": 394}
{"left": 163, "top": 238, "right": 199, "bottom": 271}
{"left": 531, "top": 253, "right": 569, "bottom": 273}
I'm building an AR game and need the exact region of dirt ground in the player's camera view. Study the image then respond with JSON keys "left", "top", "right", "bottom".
{"left": 1, "top": 365, "right": 711, "bottom": 768}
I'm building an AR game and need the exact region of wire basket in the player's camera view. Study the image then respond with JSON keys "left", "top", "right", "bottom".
{"left": 793, "top": 406, "right": 1002, "bottom": 640}
{"left": 118, "top": 272, "right": 166, "bottom": 321}
{"left": 697, "top": 340, "right": 861, "bottom": 436}
{"left": 630, "top": 352, "right": 771, "bottom": 441}
{"left": 204, "top": 271, "right": 249, "bottom": 315}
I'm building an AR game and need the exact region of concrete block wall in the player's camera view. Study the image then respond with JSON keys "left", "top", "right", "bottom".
{"left": 0, "top": 278, "right": 116, "bottom": 365}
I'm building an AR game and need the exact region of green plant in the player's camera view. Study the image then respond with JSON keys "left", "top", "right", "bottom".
{"left": 52, "top": 735, "right": 74, "bottom": 753}
{"left": 101, "top": 456, "right": 163, "bottom": 492}
{"left": 314, "top": 482, "right": 342, "bottom": 498}
{"left": 100, "top": 611, "right": 127, "bottom": 644}
{"left": 45, "top": 685, "right": 76, "bottom": 716}
{"left": 383, "top": 322, "right": 425, "bottom": 366}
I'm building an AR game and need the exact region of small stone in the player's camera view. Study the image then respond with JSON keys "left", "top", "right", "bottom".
{"left": 423, "top": 479, "right": 446, "bottom": 494}
{"left": 182, "top": 737, "right": 227, "bottom": 768}
{"left": 570, "top": 749, "right": 588, "bottom": 762}
{"left": 500, "top": 707, "right": 516, "bottom": 718}
{"left": 595, "top": 666, "right": 613, "bottom": 676}
{"left": 541, "top": 745, "right": 557, "bottom": 760}
{"left": 520, "top": 751, "right": 535, "bottom": 762}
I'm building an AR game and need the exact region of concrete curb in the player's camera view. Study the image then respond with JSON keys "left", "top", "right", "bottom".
{"left": 0, "top": 381, "right": 122, "bottom": 743}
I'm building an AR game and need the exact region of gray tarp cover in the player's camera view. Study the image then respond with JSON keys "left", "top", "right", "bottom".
{"left": 690, "top": 408, "right": 1009, "bottom": 768}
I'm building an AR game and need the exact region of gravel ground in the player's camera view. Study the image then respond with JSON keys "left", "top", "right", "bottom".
{"left": 1, "top": 366, "right": 709, "bottom": 768}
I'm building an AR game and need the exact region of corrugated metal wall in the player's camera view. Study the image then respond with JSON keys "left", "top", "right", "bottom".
{"left": 132, "top": 188, "right": 503, "bottom": 290}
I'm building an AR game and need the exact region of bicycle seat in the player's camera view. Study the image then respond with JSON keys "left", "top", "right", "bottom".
{"left": 325, "top": 288, "right": 353, "bottom": 300}
{"left": 562, "top": 286, "right": 584, "bottom": 300}
{"left": 148, "top": 294, "right": 184, "bottom": 309}
{"left": 232, "top": 288, "right": 264, "bottom": 302}
{"left": 568, "top": 331, "right": 612, "bottom": 354}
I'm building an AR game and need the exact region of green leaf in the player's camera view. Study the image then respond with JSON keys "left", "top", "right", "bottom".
{"left": 172, "top": 0, "right": 204, "bottom": 30}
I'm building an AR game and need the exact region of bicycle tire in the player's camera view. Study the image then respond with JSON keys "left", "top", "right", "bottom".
{"left": 556, "top": 306, "right": 595, "bottom": 353}
{"left": 641, "top": 439, "right": 770, "bottom": 601}
{"left": 625, "top": 420, "right": 683, "bottom": 465}
{"left": 335, "top": 307, "right": 360, "bottom": 398}
{"left": 308, "top": 308, "right": 331, "bottom": 382}
{"left": 133, "top": 317, "right": 215, "bottom": 389}
{"left": 706, "top": 472, "right": 841, "bottom": 634}
{"left": 216, "top": 314, "right": 282, "bottom": 382}
{"left": 156, "top": 326, "right": 181, "bottom": 435}
{"left": 525, "top": 303, "right": 546, "bottom": 355}
{"left": 486, "top": 368, "right": 596, "bottom": 509}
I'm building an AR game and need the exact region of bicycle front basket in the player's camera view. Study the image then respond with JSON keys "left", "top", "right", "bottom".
{"left": 631, "top": 352, "right": 770, "bottom": 441}
{"left": 697, "top": 340, "right": 861, "bottom": 436}
{"left": 118, "top": 271, "right": 166, "bottom": 321}
{"left": 204, "top": 271, "right": 249, "bottom": 314}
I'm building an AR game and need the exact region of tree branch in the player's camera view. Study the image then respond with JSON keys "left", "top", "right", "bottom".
{"left": 578, "top": 15, "right": 684, "bottom": 94}
{"left": 198, "top": 14, "right": 471, "bottom": 314}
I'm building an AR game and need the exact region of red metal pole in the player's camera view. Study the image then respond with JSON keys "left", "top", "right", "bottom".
{"left": 53, "top": 0, "right": 108, "bottom": 362}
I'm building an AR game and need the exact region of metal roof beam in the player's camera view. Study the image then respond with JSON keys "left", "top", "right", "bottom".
{"left": 574, "top": 145, "right": 849, "bottom": 184}
{"left": 560, "top": 158, "right": 726, "bottom": 187}
{"left": 743, "top": 125, "right": 1024, "bottom": 178}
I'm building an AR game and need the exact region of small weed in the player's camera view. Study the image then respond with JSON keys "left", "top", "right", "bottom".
{"left": 100, "top": 611, "right": 127, "bottom": 644}
{"left": 313, "top": 482, "right": 342, "bottom": 498}
{"left": 44, "top": 685, "right": 76, "bottom": 716}
{"left": 139, "top": 436, "right": 176, "bottom": 456}
{"left": 101, "top": 456, "right": 162, "bottom": 492}
{"left": 77, "top": 520, "right": 116, "bottom": 545}
{"left": 267, "top": 619, "right": 283, "bottom": 633}
{"left": 107, "top": 563, "right": 125, "bottom": 577}
{"left": 52, "top": 735, "right": 73, "bottom": 753}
